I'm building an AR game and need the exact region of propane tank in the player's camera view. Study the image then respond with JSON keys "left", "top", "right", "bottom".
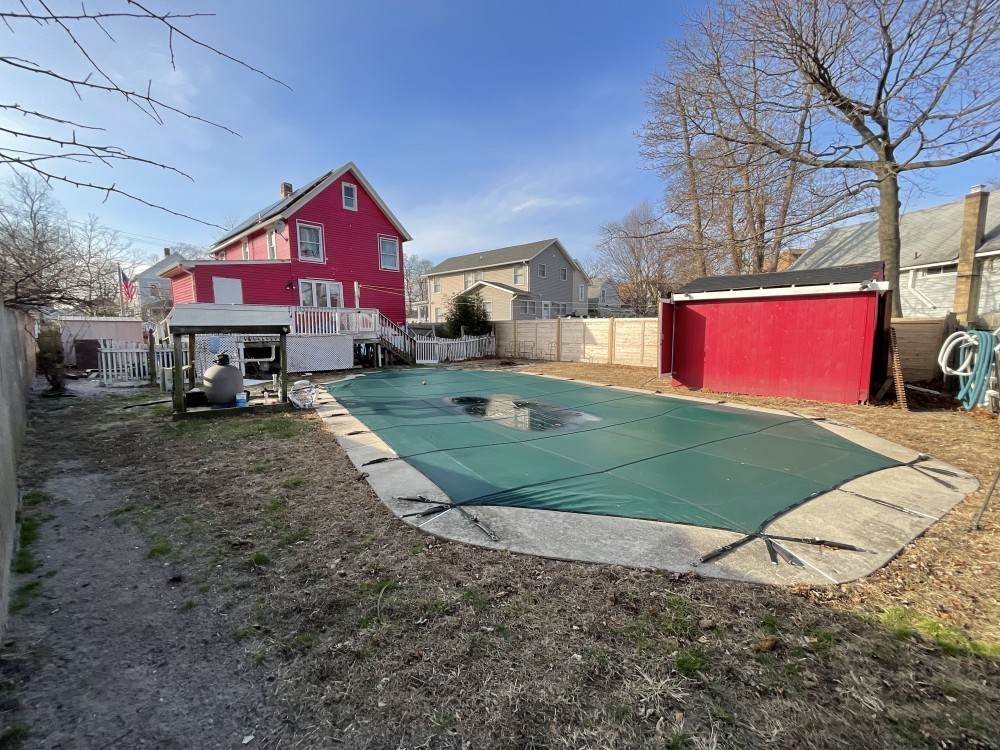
{"left": 203, "top": 353, "right": 244, "bottom": 406}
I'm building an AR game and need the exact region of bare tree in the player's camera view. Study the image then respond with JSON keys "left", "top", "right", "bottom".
{"left": 0, "top": 175, "right": 136, "bottom": 311}
{"left": 403, "top": 252, "right": 434, "bottom": 319}
{"left": 0, "top": 3, "right": 286, "bottom": 226}
{"left": 670, "top": 0, "right": 1000, "bottom": 314}
{"left": 594, "top": 202, "right": 686, "bottom": 316}
{"left": 643, "top": 51, "right": 875, "bottom": 279}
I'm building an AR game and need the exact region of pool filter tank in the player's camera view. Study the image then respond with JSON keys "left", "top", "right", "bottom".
{"left": 203, "top": 353, "right": 244, "bottom": 406}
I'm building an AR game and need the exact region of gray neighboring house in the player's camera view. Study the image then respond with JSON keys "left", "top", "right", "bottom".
{"left": 587, "top": 277, "right": 627, "bottom": 317}
{"left": 422, "top": 239, "right": 589, "bottom": 322}
{"left": 134, "top": 249, "right": 187, "bottom": 316}
{"left": 792, "top": 186, "right": 999, "bottom": 327}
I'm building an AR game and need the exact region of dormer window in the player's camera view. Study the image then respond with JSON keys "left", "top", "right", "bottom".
{"left": 343, "top": 183, "right": 357, "bottom": 211}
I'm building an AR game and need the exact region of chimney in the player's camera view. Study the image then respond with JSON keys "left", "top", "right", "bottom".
{"left": 163, "top": 247, "right": 171, "bottom": 258}
{"left": 952, "top": 185, "right": 990, "bottom": 326}
{"left": 280, "top": 182, "right": 293, "bottom": 200}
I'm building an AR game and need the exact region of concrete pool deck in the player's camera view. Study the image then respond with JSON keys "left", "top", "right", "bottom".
{"left": 312, "top": 369, "right": 979, "bottom": 585}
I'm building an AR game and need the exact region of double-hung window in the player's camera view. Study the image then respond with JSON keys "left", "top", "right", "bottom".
{"left": 266, "top": 228, "right": 277, "bottom": 259}
{"left": 297, "top": 222, "right": 324, "bottom": 262}
{"left": 379, "top": 236, "right": 399, "bottom": 270}
{"left": 433, "top": 278, "right": 441, "bottom": 293}
{"left": 241, "top": 238, "right": 249, "bottom": 260}
{"left": 513, "top": 266, "right": 525, "bottom": 285}
{"left": 342, "top": 183, "right": 357, "bottom": 211}
{"left": 538, "top": 263, "right": 546, "bottom": 278}
{"left": 561, "top": 268, "right": 568, "bottom": 281}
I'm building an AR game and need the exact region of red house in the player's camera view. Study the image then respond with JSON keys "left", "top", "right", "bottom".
{"left": 160, "top": 162, "right": 411, "bottom": 325}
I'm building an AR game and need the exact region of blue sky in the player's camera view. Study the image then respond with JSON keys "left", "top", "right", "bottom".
{"left": 2, "top": 0, "right": 997, "bottom": 268}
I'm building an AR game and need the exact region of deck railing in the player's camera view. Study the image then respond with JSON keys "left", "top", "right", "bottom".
{"left": 291, "top": 307, "right": 379, "bottom": 335}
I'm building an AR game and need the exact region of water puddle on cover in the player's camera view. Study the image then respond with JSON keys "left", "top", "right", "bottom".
{"left": 444, "top": 395, "right": 597, "bottom": 432}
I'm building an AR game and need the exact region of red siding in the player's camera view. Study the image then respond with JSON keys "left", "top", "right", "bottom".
{"left": 204, "top": 169, "right": 406, "bottom": 323}
{"left": 659, "top": 300, "right": 673, "bottom": 376}
{"left": 669, "top": 292, "right": 879, "bottom": 404}
{"left": 170, "top": 274, "right": 197, "bottom": 304}
{"left": 192, "top": 262, "right": 297, "bottom": 305}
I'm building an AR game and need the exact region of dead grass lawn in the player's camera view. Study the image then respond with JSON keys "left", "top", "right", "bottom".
{"left": 15, "top": 372, "right": 1000, "bottom": 750}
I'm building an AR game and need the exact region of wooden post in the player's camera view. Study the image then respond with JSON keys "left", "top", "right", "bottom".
{"left": 147, "top": 332, "right": 156, "bottom": 386}
{"left": 608, "top": 317, "right": 616, "bottom": 365}
{"left": 639, "top": 320, "right": 645, "bottom": 366}
{"left": 187, "top": 334, "right": 196, "bottom": 388}
{"left": 513, "top": 319, "right": 518, "bottom": 358}
{"left": 279, "top": 332, "right": 288, "bottom": 403}
{"left": 556, "top": 317, "right": 562, "bottom": 362}
{"left": 171, "top": 334, "right": 185, "bottom": 413}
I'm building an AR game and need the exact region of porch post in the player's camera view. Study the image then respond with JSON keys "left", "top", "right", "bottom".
{"left": 187, "top": 334, "right": 197, "bottom": 388}
{"left": 171, "top": 334, "right": 185, "bottom": 413}
{"left": 279, "top": 332, "right": 288, "bottom": 403}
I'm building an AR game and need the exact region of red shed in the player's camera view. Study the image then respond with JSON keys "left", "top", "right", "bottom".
{"left": 660, "top": 262, "right": 890, "bottom": 404}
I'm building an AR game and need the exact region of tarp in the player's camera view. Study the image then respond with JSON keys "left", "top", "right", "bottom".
{"left": 327, "top": 369, "right": 899, "bottom": 534}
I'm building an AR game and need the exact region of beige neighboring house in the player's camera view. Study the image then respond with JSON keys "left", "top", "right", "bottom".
{"left": 587, "top": 277, "right": 627, "bottom": 317}
{"left": 422, "top": 239, "right": 589, "bottom": 322}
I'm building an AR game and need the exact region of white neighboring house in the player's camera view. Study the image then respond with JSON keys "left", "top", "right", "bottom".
{"left": 587, "top": 277, "right": 627, "bottom": 317}
{"left": 792, "top": 186, "right": 999, "bottom": 327}
{"left": 134, "top": 249, "right": 186, "bottom": 317}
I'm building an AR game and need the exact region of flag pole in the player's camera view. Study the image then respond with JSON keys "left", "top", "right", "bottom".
{"left": 118, "top": 263, "right": 125, "bottom": 316}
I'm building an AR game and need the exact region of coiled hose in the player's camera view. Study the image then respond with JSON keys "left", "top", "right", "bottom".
{"left": 938, "top": 328, "right": 1000, "bottom": 410}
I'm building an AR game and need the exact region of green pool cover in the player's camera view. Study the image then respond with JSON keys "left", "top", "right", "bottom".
{"left": 327, "top": 369, "right": 899, "bottom": 535}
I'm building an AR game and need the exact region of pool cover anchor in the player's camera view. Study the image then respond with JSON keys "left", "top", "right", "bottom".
{"left": 395, "top": 495, "right": 501, "bottom": 543}
{"left": 695, "top": 533, "right": 872, "bottom": 569}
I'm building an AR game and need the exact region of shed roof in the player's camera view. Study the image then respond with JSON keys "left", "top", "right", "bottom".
{"left": 793, "top": 194, "right": 1000, "bottom": 271}
{"left": 674, "top": 262, "right": 883, "bottom": 295}
{"left": 425, "top": 239, "right": 559, "bottom": 276}
{"left": 167, "top": 303, "right": 292, "bottom": 334}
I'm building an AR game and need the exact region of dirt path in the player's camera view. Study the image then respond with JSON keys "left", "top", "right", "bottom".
{"left": 5, "top": 443, "right": 288, "bottom": 747}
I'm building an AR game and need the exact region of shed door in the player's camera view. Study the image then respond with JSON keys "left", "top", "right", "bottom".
{"left": 212, "top": 277, "right": 243, "bottom": 304}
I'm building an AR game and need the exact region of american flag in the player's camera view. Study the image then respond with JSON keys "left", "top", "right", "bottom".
{"left": 120, "top": 267, "right": 137, "bottom": 302}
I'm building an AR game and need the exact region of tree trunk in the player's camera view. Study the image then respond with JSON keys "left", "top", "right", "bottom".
{"left": 876, "top": 170, "right": 903, "bottom": 317}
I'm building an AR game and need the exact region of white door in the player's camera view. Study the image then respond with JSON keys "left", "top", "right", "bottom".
{"left": 541, "top": 301, "right": 551, "bottom": 319}
{"left": 212, "top": 277, "right": 243, "bottom": 304}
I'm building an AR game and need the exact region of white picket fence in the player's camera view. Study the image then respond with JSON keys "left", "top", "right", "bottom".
{"left": 98, "top": 339, "right": 182, "bottom": 385}
{"left": 415, "top": 334, "right": 495, "bottom": 364}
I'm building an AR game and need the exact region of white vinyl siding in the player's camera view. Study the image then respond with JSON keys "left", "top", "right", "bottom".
{"left": 379, "top": 236, "right": 399, "bottom": 270}
{"left": 297, "top": 222, "right": 324, "bottom": 262}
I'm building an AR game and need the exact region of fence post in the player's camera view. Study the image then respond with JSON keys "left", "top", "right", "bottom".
{"left": 147, "top": 332, "right": 156, "bottom": 386}
{"left": 608, "top": 318, "right": 616, "bottom": 365}
{"left": 556, "top": 317, "right": 562, "bottom": 362}
{"left": 513, "top": 319, "right": 518, "bottom": 358}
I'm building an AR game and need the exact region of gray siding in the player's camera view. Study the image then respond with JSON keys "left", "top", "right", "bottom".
{"left": 901, "top": 269, "right": 956, "bottom": 318}
{"left": 529, "top": 244, "right": 577, "bottom": 309}
{"left": 977, "top": 257, "right": 1000, "bottom": 327}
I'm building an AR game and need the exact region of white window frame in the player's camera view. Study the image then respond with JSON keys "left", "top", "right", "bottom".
{"left": 514, "top": 266, "right": 525, "bottom": 285}
{"left": 578, "top": 284, "right": 585, "bottom": 302}
{"left": 921, "top": 263, "right": 959, "bottom": 276}
{"left": 298, "top": 279, "right": 343, "bottom": 308}
{"left": 378, "top": 235, "right": 400, "bottom": 271}
{"left": 266, "top": 228, "right": 276, "bottom": 260}
{"left": 241, "top": 238, "right": 249, "bottom": 260}
{"left": 464, "top": 271, "right": 474, "bottom": 289}
{"left": 296, "top": 221, "right": 325, "bottom": 263}
{"left": 538, "top": 263, "right": 546, "bottom": 278}
{"left": 433, "top": 277, "right": 441, "bottom": 293}
{"left": 561, "top": 268, "right": 568, "bottom": 281}
{"left": 484, "top": 301, "right": 493, "bottom": 318}
{"left": 600, "top": 288, "right": 606, "bottom": 304}
{"left": 342, "top": 182, "right": 358, "bottom": 211}
{"left": 434, "top": 307, "right": 443, "bottom": 322}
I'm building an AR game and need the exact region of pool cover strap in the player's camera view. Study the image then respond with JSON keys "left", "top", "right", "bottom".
{"left": 328, "top": 370, "right": 901, "bottom": 537}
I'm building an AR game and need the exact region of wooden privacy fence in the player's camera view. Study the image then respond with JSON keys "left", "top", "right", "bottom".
{"left": 494, "top": 318, "right": 658, "bottom": 368}
{"left": 416, "top": 334, "right": 496, "bottom": 364}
